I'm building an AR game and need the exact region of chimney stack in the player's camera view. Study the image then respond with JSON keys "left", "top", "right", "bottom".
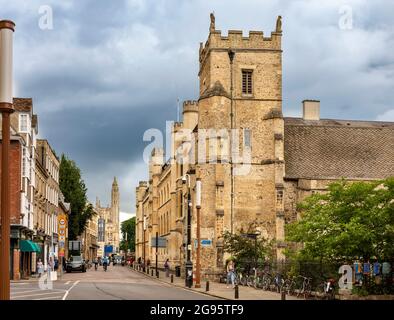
{"left": 302, "top": 100, "right": 320, "bottom": 120}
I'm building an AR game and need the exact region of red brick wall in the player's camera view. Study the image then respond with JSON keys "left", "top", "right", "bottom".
{"left": 0, "top": 140, "right": 22, "bottom": 225}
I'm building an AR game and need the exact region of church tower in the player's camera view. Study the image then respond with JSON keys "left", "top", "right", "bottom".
{"left": 196, "top": 14, "right": 285, "bottom": 272}
{"left": 111, "top": 177, "right": 120, "bottom": 251}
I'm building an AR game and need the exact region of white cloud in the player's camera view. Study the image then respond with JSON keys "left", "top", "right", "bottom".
{"left": 376, "top": 109, "right": 394, "bottom": 121}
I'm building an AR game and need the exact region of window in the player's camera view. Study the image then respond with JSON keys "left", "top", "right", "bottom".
{"left": 19, "top": 114, "right": 28, "bottom": 132}
{"left": 242, "top": 70, "right": 253, "bottom": 95}
{"left": 276, "top": 189, "right": 284, "bottom": 206}
{"left": 244, "top": 129, "right": 251, "bottom": 148}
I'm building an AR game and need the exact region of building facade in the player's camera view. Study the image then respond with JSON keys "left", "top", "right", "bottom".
{"left": 0, "top": 98, "right": 39, "bottom": 280}
{"left": 135, "top": 15, "right": 394, "bottom": 279}
{"left": 34, "top": 139, "right": 60, "bottom": 272}
{"left": 82, "top": 206, "right": 99, "bottom": 261}
{"left": 95, "top": 177, "right": 120, "bottom": 256}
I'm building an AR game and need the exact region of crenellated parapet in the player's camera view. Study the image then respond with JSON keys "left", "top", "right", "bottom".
{"left": 182, "top": 100, "right": 198, "bottom": 114}
{"left": 199, "top": 15, "right": 282, "bottom": 65}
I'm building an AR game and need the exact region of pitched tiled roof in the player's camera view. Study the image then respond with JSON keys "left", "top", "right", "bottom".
{"left": 13, "top": 98, "right": 32, "bottom": 112}
{"left": 284, "top": 118, "right": 394, "bottom": 180}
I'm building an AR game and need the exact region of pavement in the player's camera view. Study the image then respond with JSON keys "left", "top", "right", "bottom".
{"left": 131, "top": 266, "right": 301, "bottom": 300}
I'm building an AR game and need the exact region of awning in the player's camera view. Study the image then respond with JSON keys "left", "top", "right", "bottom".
{"left": 20, "top": 240, "right": 41, "bottom": 253}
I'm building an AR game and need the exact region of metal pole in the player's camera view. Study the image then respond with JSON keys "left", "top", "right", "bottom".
{"left": 195, "top": 178, "right": 201, "bottom": 288}
{"left": 0, "top": 19, "right": 15, "bottom": 301}
{"left": 155, "top": 231, "right": 158, "bottom": 277}
{"left": 187, "top": 191, "right": 191, "bottom": 262}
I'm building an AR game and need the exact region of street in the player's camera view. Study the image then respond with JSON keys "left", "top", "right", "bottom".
{"left": 10, "top": 265, "right": 218, "bottom": 300}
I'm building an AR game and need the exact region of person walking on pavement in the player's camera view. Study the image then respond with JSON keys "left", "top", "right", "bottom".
{"left": 103, "top": 256, "right": 109, "bottom": 271}
{"left": 226, "top": 259, "right": 236, "bottom": 288}
{"left": 37, "top": 258, "right": 44, "bottom": 278}
{"left": 164, "top": 259, "right": 170, "bottom": 277}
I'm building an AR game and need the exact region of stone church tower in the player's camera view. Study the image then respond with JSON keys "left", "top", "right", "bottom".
{"left": 111, "top": 177, "right": 120, "bottom": 250}
{"left": 95, "top": 177, "right": 120, "bottom": 255}
{"left": 196, "top": 15, "right": 285, "bottom": 271}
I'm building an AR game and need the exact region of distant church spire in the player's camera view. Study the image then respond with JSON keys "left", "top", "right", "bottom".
{"left": 111, "top": 177, "right": 120, "bottom": 226}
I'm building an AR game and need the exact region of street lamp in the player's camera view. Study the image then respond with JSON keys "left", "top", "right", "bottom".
{"left": 182, "top": 174, "right": 193, "bottom": 288}
{"left": 195, "top": 178, "right": 202, "bottom": 288}
{"left": 0, "top": 19, "right": 15, "bottom": 301}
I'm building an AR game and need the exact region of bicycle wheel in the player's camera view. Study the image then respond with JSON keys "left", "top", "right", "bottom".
{"left": 315, "top": 283, "right": 326, "bottom": 300}
{"left": 240, "top": 275, "right": 247, "bottom": 286}
{"left": 247, "top": 275, "right": 254, "bottom": 287}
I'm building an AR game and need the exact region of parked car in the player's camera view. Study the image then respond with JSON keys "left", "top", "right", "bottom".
{"left": 66, "top": 255, "right": 87, "bottom": 273}
{"left": 113, "top": 255, "right": 122, "bottom": 266}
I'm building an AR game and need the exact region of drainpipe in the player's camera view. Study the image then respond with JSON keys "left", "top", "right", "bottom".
{"left": 228, "top": 49, "right": 235, "bottom": 234}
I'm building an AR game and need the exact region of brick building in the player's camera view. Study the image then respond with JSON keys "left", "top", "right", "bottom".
{"left": 135, "top": 14, "right": 393, "bottom": 280}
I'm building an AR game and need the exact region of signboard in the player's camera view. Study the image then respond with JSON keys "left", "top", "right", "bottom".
{"left": 104, "top": 245, "right": 113, "bottom": 255}
{"left": 194, "top": 239, "right": 212, "bottom": 248}
{"left": 58, "top": 215, "right": 67, "bottom": 253}
{"left": 151, "top": 237, "right": 167, "bottom": 248}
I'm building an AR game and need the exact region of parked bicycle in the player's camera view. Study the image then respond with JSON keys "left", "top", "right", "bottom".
{"left": 296, "top": 275, "right": 312, "bottom": 299}
{"left": 316, "top": 278, "right": 336, "bottom": 300}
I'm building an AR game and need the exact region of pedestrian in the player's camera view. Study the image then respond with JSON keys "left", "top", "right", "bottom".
{"left": 164, "top": 259, "right": 170, "bottom": 277}
{"left": 226, "top": 259, "right": 236, "bottom": 289}
{"left": 54, "top": 256, "right": 59, "bottom": 271}
{"left": 37, "top": 258, "right": 44, "bottom": 278}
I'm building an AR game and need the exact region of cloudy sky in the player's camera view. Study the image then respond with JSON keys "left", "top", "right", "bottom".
{"left": 2, "top": 0, "right": 393, "bottom": 220}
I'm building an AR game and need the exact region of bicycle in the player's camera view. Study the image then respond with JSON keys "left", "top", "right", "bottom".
{"left": 261, "top": 272, "right": 272, "bottom": 291}
{"left": 282, "top": 276, "right": 297, "bottom": 295}
{"left": 316, "top": 278, "right": 336, "bottom": 300}
{"left": 296, "top": 275, "right": 312, "bottom": 299}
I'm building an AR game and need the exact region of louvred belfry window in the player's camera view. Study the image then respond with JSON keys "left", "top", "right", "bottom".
{"left": 242, "top": 70, "right": 253, "bottom": 95}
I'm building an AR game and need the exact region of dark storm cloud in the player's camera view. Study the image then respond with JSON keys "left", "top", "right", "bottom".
{"left": 2, "top": 0, "right": 394, "bottom": 214}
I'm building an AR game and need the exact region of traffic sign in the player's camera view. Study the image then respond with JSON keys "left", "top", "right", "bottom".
{"left": 151, "top": 237, "right": 167, "bottom": 248}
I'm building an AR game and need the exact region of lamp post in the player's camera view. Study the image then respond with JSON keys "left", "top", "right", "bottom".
{"left": 0, "top": 19, "right": 15, "bottom": 301}
{"left": 195, "top": 178, "right": 202, "bottom": 288}
{"left": 182, "top": 174, "right": 193, "bottom": 288}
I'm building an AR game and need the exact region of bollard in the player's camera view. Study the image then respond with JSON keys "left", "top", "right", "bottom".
{"left": 157, "top": 271, "right": 159, "bottom": 278}
{"left": 235, "top": 285, "right": 239, "bottom": 299}
{"left": 206, "top": 281, "right": 210, "bottom": 292}
{"left": 151, "top": 269, "right": 154, "bottom": 276}
{"left": 171, "top": 274, "right": 174, "bottom": 283}
{"left": 281, "top": 290, "right": 286, "bottom": 300}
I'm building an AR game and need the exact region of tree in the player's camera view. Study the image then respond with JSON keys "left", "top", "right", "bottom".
{"left": 59, "top": 154, "right": 94, "bottom": 239}
{"left": 223, "top": 227, "right": 273, "bottom": 271}
{"left": 120, "top": 217, "right": 136, "bottom": 253}
{"left": 286, "top": 178, "right": 394, "bottom": 263}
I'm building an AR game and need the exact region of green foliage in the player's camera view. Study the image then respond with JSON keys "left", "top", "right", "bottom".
{"left": 286, "top": 177, "right": 394, "bottom": 263}
{"left": 352, "top": 286, "right": 369, "bottom": 297}
{"left": 59, "top": 154, "right": 94, "bottom": 239}
{"left": 223, "top": 228, "right": 273, "bottom": 270}
{"left": 120, "top": 217, "right": 136, "bottom": 253}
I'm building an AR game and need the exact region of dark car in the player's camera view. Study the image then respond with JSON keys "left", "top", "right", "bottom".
{"left": 66, "top": 255, "right": 87, "bottom": 273}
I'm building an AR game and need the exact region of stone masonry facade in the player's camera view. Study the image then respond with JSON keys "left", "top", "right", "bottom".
{"left": 135, "top": 14, "right": 394, "bottom": 280}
